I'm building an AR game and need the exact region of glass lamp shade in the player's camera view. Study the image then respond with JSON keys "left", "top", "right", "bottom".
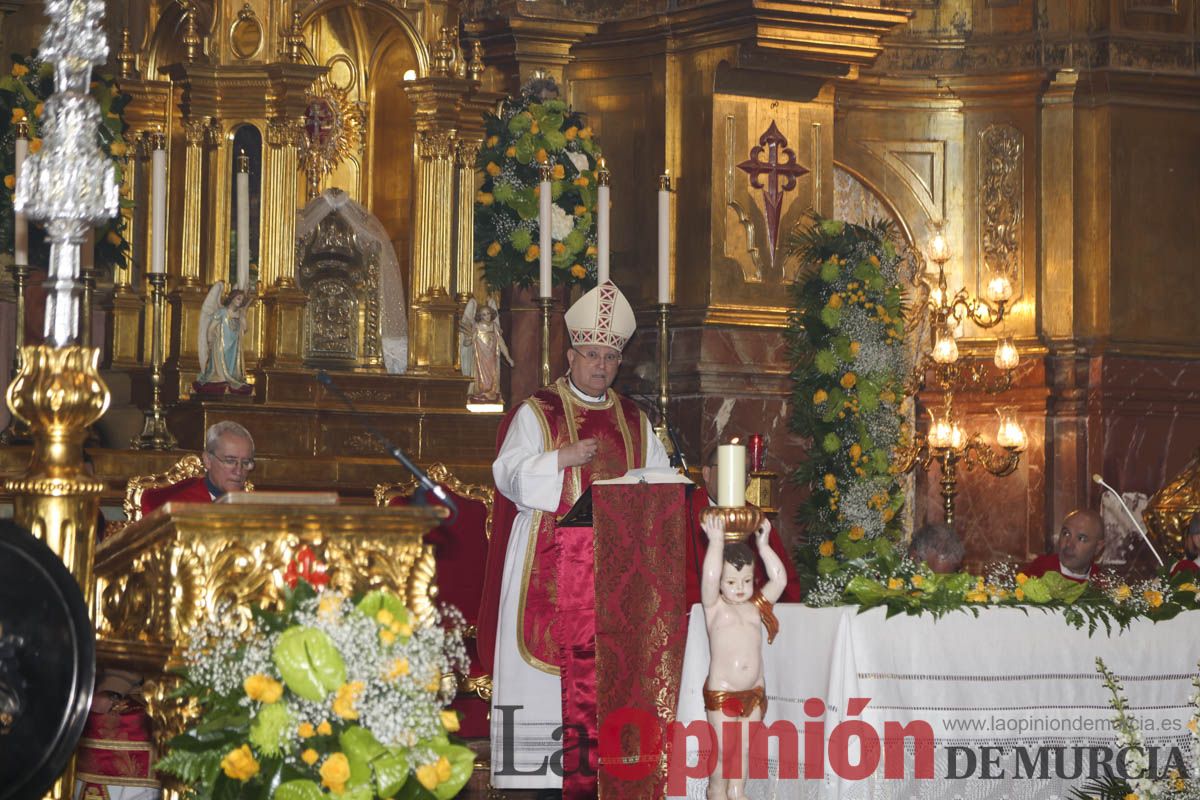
{"left": 994, "top": 336, "right": 1020, "bottom": 370}
{"left": 928, "top": 232, "right": 950, "bottom": 264}
{"left": 928, "top": 407, "right": 954, "bottom": 450}
{"left": 986, "top": 273, "right": 1014, "bottom": 303}
{"left": 996, "top": 407, "right": 1027, "bottom": 450}
{"left": 932, "top": 324, "right": 959, "bottom": 364}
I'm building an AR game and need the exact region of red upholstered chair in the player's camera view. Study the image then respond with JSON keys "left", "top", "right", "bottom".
{"left": 376, "top": 464, "right": 492, "bottom": 737}
{"left": 117, "top": 454, "right": 255, "bottom": 530}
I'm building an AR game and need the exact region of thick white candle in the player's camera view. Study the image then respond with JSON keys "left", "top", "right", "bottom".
{"left": 597, "top": 157, "right": 610, "bottom": 284}
{"left": 538, "top": 162, "right": 552, "bottom": 298}
{"left": 657, "top": 173, "right": 671, "bottom": 303}
{"left": 236, "top": 157, "right": 250, "bottom": 289}
{"left": 13, "top": 130, "right": 27, "bottom": 266}
{"left": 150, "top": 138, "right": 167, "bottom": 274}
{"left": 717, "top": 441, "right": 747, "bottom": 507}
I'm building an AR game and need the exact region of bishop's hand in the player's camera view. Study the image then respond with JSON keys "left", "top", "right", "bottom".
{"left": 558, "top": 438, "right": 599, "bottom": 469}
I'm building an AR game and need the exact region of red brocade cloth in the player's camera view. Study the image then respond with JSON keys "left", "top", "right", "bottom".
{"left": 75, "top": 705, "right": 159, "bottom": 789}
{"left": 555, "top": 484, "right": 688, "bottom": 800}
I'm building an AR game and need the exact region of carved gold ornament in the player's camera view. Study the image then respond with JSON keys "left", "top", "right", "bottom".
{"left": 301, "top": 79, "right": 365, "bottom": 193}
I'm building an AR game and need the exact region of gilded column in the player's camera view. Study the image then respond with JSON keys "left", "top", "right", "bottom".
{"left": 108, "top": 131, "right": 144, "bottom": 367}
{"left": 408, "top": 128, "right": 459, "bottom": 372}
{"left": 453, "top": 138, "right": 479, "bottom": 298}
{"left": 178, "top": 116, "right": 208, "bottom": 286}
{"left": 259, "top": 115, "right": 307, "bottom": 368}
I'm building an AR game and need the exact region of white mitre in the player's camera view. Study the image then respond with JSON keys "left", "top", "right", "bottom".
{"left": 564, "top": 280, "right": 637, "bottom": 351}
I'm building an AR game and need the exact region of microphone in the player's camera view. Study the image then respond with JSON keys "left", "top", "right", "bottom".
{"left": 317, "top": 371, "right": 458, "bottom": 522}
{"left": 1092, "top": 473, "right": 1163, "bottom": 567}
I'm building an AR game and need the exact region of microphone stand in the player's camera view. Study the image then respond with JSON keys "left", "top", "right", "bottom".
{"left": 634, "top": 392, "right": 688, "bottom": 471}
{"left": 316, "top": 371, "right": 458, "bottom": 522}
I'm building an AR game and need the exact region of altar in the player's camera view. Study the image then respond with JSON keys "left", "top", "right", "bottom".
{"left": 672, "top": 605, "right": 1200, "bottom": 800}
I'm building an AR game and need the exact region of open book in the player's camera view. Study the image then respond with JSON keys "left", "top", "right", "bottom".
{"left": 591, "top": 467, "right": 693, "bottom": 486}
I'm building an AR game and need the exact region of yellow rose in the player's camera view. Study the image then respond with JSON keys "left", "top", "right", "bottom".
{"left": 818, "top": 540, "right": 835, "bottom": 557}
{"left": 486, "top": 135, "right": 499, "bottom": 147}
{"left": 106, "top": 230, "right": 121, "bottom": 246}
{"left": 1125, "top": 793, "right": 1139, "bottom": 800}
{"left": 887, "top": 577, "right": 903, "bottom": 590}
{"left": 813, "top": 390, "right": 828, "bottom": 404}
{"left": 11, "top": 108, "right": 25, "bottom": 123}
{"left": 827, "top": 294, "right": 842, "bottom": 309}
{"left": 297, "top": 722, "right": 315, "bottom": 739}
{"left": 574, "top": 176, "right": 589, "bottom": 187}
{"left": 1114, "top": 584, "right": 1132, "bottom": 602}
{"left": 551, "top": 164, "right": 565, "bottom": 180}
{"left": 505, "top": 146, "right": 516, "bottom": 157}
{"left": 849, "top": 341, "right": 861, "bottom": 357}
{"left": 1015, "top": 573, "right": 1028, "bottom": 585}
{"left": 11, "top": 64, "right": 27, "bottom": 77}
{"left": 552, "top": 241, "right": 565, "bottom": 255}
{"left": 28, "top": 139, "right": 41, "bottom": 154}
{"left": 436, "top": 756, "right": 451, "bottom": 781}
{"left": 564, "top": 126, "right": 578, "bottom": 140}
{"left": 486, "top": 241, "right": 501, "bottom": 257}
{"left": 823, "top": 474, "right": 836, "bottom": 491}
{"left": 840, "top": 373, "right": 857, "bottom": 390}
{"left": 485, "top": 162, "right": 501, "bottom": 176}
{"left": 316, "top": 721, "right": 332, "bottom": 736}
{"left": 441, "top": 710, "right": 461, "bottom": 732}
{"left": 387, "top": 658, "right": 410, "bottom": 680}
{"left": 530, "top": 120, "right": 540, "bottom": 134}
{"left": 849, "top": 443, "right": 862, "bottom": 461}
{"left": 320, "top": 752, "right": 351, "bottom": 794}
{"left": 911, "top": 575, "right": 925, "bottom": 588}
{"left": 579, "top": 127, "right": 593, "bottom": 139}
{"left": 416, "top": 762, "right": 440, "bottom": 790}
{"left": 1015, "top": 587, "right": 1025, "bottom": 601}
{"left": 477, "top": 191, "right": 494, "bottom": 206}
{"left": 524, "top": 245, "right": 539, "bottom": 262}
{"left": 220, "top": 744, "right": 260, "bottom": 782}
{"left": 848, "top": 526, "right": 864, "bottom": 542}
{"left": 318, "top": 595, "right": 342, "bottom": 618}
{"left": 574, "top": 204, "right": 586, "bottom": 216}
{"left": 1144, "top": 589, "right": 1164, "bottom": 608}
{"left": 110, "top": 141, "right": 127, "bottom": 157}
{"left": 243, "top": 674, "right": 283, "bottom": 704}
{"left": 332, "top": 682, "right": 363, "bottom": 720}
{"left": 1180, "top": 582, "right": 1197, "bottom": 593}
{"left": 535, "top": 148, "right": 548, "bottom": 164}
{"left": 586, "top": 245, "right": 597, "bottom": 256}
{"left": 869, "top": 254, "right": 880, "bottom": 266}
{"left": 375, "top": 608, "right": 394, "bottom": 625}
{"left": 393, "top": 621, "right": 413, "bottom": 637}
{"left": 570, "top": 264, "right": 586, "bottom": 279}
{"left": 301, "top": 748, "right": 319, "bottom": 765}
{"left": 881, "top": 508, "right": 895, "bottom": 522}
{"left": 3, "top": 175, "right": 12, "bottom": 190}
{"left": 33, "top": 103, "right": 43, "bottom": 118}
{"left": 379, "top": 629, "right": 396, "bottom": 646}
{"left": 966, "top": 591, "right": 988, "bottom": 603}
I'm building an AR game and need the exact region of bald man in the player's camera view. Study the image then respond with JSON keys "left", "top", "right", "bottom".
{"left": 1022, "top": 509, "right": 1105, "bottom": 582}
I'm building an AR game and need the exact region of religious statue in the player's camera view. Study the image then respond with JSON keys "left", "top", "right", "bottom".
{"left": 701, "top": 514, "right": 786, "bottom": 800}
{"left": 195, "top": 281, "right": 255, "bottom": 395}
{"left": 459, "top": 297, "right": 513, "bottom": 405}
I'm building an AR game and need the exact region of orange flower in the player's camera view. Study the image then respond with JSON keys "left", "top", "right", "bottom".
{"left": 818, "top": 540, "right": 835, "bottom": 557}
{"left": 579, "top": 127, "right": 593, "bottom": 139}
{"left": 505, "top": 146, "right": 516, "bottom": 158}
{"left": 574, "top": 205, "right": 586, "bottom": 216}
{"left": 564, "top": 126, "right": 578, "bottom": 140}
{"left": 11, "top": 64, "right": 27, "bottom": 78}
{"left": 485, "top": 162, "right": 501, "bottom": 176}
{"left": 551, "top": 164, "right": 565, "bottom": 180}
{"left": 552, "top": 242, "right": 565, "bottom": 255}
{"left": 486, "top": 135, "right": 499, "bottom": 147}
{"left": 848, "top": 526, "right": 865, "bottom": 541}
{"left": 535, "top": 148, "right": 548, "bottom": 164}
{"left": 570, "top": 264, "right": 586, "bottom": 279}
{"left": 476, "top": 191, "right": 494, "bottom": 206}
{"left": 827, "top": 294, "right": 843, "bottom": 309}
{"left": 813, "top": 389, "right": 828, "bottom": 404}
{"left": 840, "top": 372, "right": 857, "bottom": 389}
{"left": 530, "top": 120, "right": 540, "bottom": 134}
{"left": 524, "top": 245, "right": 540, "bottom": 262}
{"left": 574, "top": 176, "right": 589, "bottom": 187}
{"left": 10, "top": 108, "right": 25, "bottom": 123}
{"left": 33, "top": 103, "right": 43, "bottom": 118}
{"left": 301, "top": 748, "right": 319, "bottom": 765}
{"left": 486, "top": 241, "right": 501, "bottom": 257}
{"left": 3, "top": 175, "right": 13, "bottom": 190}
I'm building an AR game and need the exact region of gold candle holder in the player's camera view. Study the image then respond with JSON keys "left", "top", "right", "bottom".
{"left": 537, "top": 296, "right": 553, "bottom": 387}
{"left": 132, "top": 272, "right": 176, "bottom": 450}
{"left": 0, "top": 263, "right": 32, "bottom": 444}
{"left": 700, "top": 505, "right": 765, "bottom": 544}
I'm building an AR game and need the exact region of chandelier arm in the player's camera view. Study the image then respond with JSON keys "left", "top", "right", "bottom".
{"left": 966, "top": 437, "right": 1022, "bottom": 477}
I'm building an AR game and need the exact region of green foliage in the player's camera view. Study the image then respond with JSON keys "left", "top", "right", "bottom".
{"left": 474, "top": 78, "right": 602, "bottom": 291}
{"left": 0, "top": 51, "right": 130, "bottom": 272}
{"left": 785, "top": 216, "right": 908, "bottom": 594}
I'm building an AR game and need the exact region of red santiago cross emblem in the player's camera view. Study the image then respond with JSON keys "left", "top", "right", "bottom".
{"left": 736, "top": 121, "right": 809, "bottom": 263}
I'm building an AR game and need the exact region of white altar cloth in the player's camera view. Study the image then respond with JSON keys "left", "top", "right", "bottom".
{"left": 672, "top": 605, "right": 1200, "bottom": 800}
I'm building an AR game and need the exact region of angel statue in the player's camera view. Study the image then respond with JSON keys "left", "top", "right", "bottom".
{"left": 194, "top": 281, "right": 255, "bottom": 396}
{"left": 459, "top": 297, "right": 513, "bottom": 405}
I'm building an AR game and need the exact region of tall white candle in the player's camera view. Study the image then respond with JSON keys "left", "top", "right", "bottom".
{"left": 236, "top": 152, "right": 250, "bottom": 290}
{"left": 538, "top": 161, "right": 552, "bottom": 298}
{"left": 597, "top": 156, "right": 610, "bottom": 284}
{"left": 657, "top": 172, "right": 671, "bottom": 303}
{"left": 717, "top": 440, "right": 747, "bottom": 507}
{"left": 13, "top": 123, "right": 28, "bottom": 266}
{"left": 150, "top": 133, "right": 167, "bottom": 274}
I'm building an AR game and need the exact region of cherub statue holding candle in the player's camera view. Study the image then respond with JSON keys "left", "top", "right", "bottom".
{"left": 701, "top": 511, "right": 786, "bottom": 799}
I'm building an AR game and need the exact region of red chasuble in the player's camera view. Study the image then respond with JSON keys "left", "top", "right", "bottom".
{"left": 478, "top": 377, "right": 646, "bottom": 675}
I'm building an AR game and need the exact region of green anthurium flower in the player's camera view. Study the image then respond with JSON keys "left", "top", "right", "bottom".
{"left": 374, "top": 750, "right": 410, "bottom": 797}
{"left": 1020, "top": 577, "right": 1053, "bottom": 604}
{"left": 428, "top": 741, "right": 476, "bottom": 800}
{"left": 273, "top": 779, "right": 324, "bottom": 800}
{"left": 355, "top": 591, "right": 410, "bottom": 627}
{"left": 339, "top": 726, "right": 382, "bottom": 787}
{"left": 271, "top": 626, "right": 346, "bottom": 702}
{"left": 1039, "top": 572, "right": 1089, "bottom": 603}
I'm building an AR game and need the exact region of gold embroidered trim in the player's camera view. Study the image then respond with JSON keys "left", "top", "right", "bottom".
{"left": 75, "top": 771, "right": 160, "bottom": 788}
{"left": 515, "top": 395, "right": 562, "bottom": 677}
{"left": 78, "top": 738, "right": 154, "bottom": 752}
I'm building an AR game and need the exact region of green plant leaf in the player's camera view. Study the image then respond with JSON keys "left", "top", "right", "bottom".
{"left": 273, "top": 780, "right": 324, "bottom": 800}
{"left": 271, "top": 626, "right": 346, "bottom": 702}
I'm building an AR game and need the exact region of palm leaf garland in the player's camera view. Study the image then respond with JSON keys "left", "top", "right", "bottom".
{"left": 0, "top": 51, "right": 131, "bottom": 272}
{"left": 785, "top": 217, "right": 909, "bottom": 597}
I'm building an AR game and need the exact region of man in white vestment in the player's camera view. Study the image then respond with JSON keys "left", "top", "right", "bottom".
{"left": 479, "top": 281, "right": 668, "bottom": 792}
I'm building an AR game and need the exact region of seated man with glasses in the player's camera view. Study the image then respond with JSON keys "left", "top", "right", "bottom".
{"left": 141, "top": 420, "right": 256, "bottom": 515}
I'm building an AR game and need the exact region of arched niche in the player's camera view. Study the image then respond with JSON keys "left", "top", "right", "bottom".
{"left": 228, "top": 124, "right": 263, "bottom": 287}
{"left": 299, "top": 0, "right": 425, "bottom": 297}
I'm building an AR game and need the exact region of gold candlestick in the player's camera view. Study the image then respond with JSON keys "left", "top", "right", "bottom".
{"left": 653, "top": 302, "right": 677, "bottom": 460}
{"left": 538, "top": 296, "right": 553, "bottom": 387}
{"left": 0, "top": 263, "right": 31, "bottom": 444}
{"left": 80, "top": 266, "right": 97, "bottom": 348}
{"left": 132, "top": 272, "right": 176, "bottom": 450}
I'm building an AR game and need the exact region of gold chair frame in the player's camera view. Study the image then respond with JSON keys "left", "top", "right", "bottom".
{"left": 375, "top": 462, "right": 494, "bottom": 700}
